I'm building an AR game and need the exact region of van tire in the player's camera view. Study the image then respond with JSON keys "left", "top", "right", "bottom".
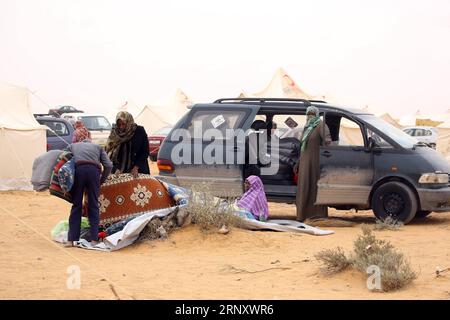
{"left": 415, "top": 210, "right": 432, "bottom": 219}
{"left": 371, "top": 182, "right": 417, "bottom": 224}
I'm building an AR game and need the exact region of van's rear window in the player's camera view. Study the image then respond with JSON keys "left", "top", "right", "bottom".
{"left": 186, "top": 110, "right": 247, "bottom": 138}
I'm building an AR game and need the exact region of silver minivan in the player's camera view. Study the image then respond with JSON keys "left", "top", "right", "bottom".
{"left": 156, "top": 98, "right": 450, "bottom": 224}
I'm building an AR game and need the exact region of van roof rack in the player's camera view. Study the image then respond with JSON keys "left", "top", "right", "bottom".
{"left": 213, "top": 97, "right": 327, "bottom": 105}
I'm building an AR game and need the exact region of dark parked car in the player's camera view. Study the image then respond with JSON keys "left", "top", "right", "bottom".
{"left": 148, "top": 126, "right": 173, "bottom": 161}
{"left": 48, "top": 105, "right": 84, "bottom": 117}
{"left": 36, "top": 117, "right": 74, "bottom": 150}
{"left": 156, "top": 98, "right": 450, "bottom": 224}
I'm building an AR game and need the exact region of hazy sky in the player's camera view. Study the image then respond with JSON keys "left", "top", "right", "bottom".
{"left": 1, "top": 0, "right": 450, "bottom": 117}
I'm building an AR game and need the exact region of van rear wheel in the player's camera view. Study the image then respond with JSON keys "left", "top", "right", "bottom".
{"left": 371, "top": 182, "right": 417, "bottom": 224}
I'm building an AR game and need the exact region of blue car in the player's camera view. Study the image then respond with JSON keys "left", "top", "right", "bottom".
{"left": 36, "top": 117, "right": 74, "bottom": 151}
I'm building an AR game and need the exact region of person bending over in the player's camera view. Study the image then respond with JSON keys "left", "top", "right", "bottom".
{"left": 65, "top": 137, "right": 113, "bottom": 247}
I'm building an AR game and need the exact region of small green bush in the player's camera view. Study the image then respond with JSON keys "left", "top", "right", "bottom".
{"left": 315, "top": 225, "right": 416, "bottom": 292}
{"left": 185, "top": 182, "right": 244, "bottom": 232}
{"left": 315, "top": 247, "right": 351, "bottom": 275}
{"left": 373, "top": 216, "right": 403, "bottom": 231}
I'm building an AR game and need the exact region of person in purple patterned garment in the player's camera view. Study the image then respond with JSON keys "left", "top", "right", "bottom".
{"left": 236, "top": 175, "right": 269, "bottom": 221}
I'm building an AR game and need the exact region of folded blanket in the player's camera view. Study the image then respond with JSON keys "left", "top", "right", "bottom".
{"left": 31, "top": 150, "right": 63, "bottom": 191}
{"left": 49, "top": 151, "right": 73, "bottom": 203}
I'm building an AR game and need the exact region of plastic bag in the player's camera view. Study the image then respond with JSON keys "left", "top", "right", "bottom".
{"left": 51, "top": 217, "right": 90, "bottom": 243}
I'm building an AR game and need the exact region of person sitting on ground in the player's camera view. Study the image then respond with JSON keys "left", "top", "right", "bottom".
{"left": 65, "top": 136, "right": 113, "bottom": 247}
{"left": 72, "top": 120, "right": 92, "bottom": 143}
{"left": 105, "top": 111, "right": 150, "bottom": 178}
{"left": 236, "top": 175, "right": 269, "bottom": 221}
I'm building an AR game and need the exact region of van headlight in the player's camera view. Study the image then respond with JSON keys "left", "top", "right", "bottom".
{"left": 418, "top": 173, "right": 449, "bottom": 184}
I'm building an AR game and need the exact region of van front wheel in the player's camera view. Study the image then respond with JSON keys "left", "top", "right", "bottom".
{"left": 371, "top": 182, "right": 417, "bottom": 224}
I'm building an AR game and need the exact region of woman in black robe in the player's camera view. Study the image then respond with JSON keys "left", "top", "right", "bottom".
{"left": 105, "top": 111, "right": 150, "bottom": 178}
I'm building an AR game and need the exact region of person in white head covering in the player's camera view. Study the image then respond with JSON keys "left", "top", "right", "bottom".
{"left": 294, "top": 106, "right": 331, "bottom": 221}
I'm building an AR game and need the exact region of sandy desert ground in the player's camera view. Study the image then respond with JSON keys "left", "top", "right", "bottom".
{"left": 1, "top": 186, "right": 450, "bottom": 300}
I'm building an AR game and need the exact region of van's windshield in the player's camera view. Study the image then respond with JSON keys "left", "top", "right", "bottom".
{"left": 359, "top": 115, "right": 418, "bottom": 149}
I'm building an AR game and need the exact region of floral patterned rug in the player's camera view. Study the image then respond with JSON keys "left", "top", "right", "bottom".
{"left": 87, "top": 173, "right": 175, "bottom": 228}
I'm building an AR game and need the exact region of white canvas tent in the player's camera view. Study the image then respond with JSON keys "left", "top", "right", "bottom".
{"left": 359, "top": 106, "right": 401, "bottom": 128}
{"left": 0, "top": 82, "right": 47, "bottom": 190}
{"left": 414, "top": 112, "right": 450, "bottom": 127}
{"left": 106, "top": 100, "right": 144, "bottom": 125}
{"left": 379, "top": 113, "right": 401, "bottom": 128}
{"left": 28, "top": 91, "right": 51, "bottom": 115}
{"left": 399, "top": 110, "right": 422, "bottom": 126}
{"left": 135, "top": 105, "right": 171, "bottom": 135}
{"left": 143, "top": 89, "right": 193, "bottom": 131}
{"left": 158, "top": 89, "right": 192, "bottom": 125}
{"left": 437, "top": 119, "right": 450, "bottom": 158}
{"left": 107, "top": 90, "right": 192, "bottom": 134}
{"left": 339, "top": 106, "right": 401, "bottom": 144}
{"left": 239, "top": 68, "right": 315, "bottom": 99}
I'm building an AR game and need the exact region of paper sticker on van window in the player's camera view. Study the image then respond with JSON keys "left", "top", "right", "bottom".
{"left": 284, "top": 117, "right": 298, "bottom": 128}
{"left": 211, "top": 115, "right": 226, "bottom": 128}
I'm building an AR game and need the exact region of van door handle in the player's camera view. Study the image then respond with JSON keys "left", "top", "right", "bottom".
{"left": 321, "top": 151, "right": 332, "bottom": 158}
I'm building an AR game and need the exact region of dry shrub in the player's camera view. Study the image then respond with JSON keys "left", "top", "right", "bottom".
{"left": 373, "top": 216, "right": 403, "bottom": 231}
{"left": 315, "top": 247, "right": 351, "bottom": 275}
{"left": 138, "top": 209, "right": 178, "bottom": 241}
{"left": 316, "top": 225, "right": 416, "bottom": 292}
{"left": 185, "top": 182, "right": 244, "bottom": 232}
{"left": 351, "top": 225, "right": 416, "bottom": 291}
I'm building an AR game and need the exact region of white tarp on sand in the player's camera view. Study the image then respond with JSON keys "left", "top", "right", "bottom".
{"left": 71, "top": 207, "right": 334, "bottom": 252}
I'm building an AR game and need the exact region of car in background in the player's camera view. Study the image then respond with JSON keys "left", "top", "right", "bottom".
{"left": 61, "top": 112, "right": 83, "bottom": 127}
{"left": 36, "top": 117, "right": 74, "bottom": 151}
{"left": 48, "top": 105, "right": 84, "bottom": 117}
{"left": 148, "top": 126, "right": 172, "bottom": 161}
{"left": 403, "top": 126, "right": 438, "bottom": 149}
{"left": 61, "top": 113, "right": 112, "bottom": 147}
